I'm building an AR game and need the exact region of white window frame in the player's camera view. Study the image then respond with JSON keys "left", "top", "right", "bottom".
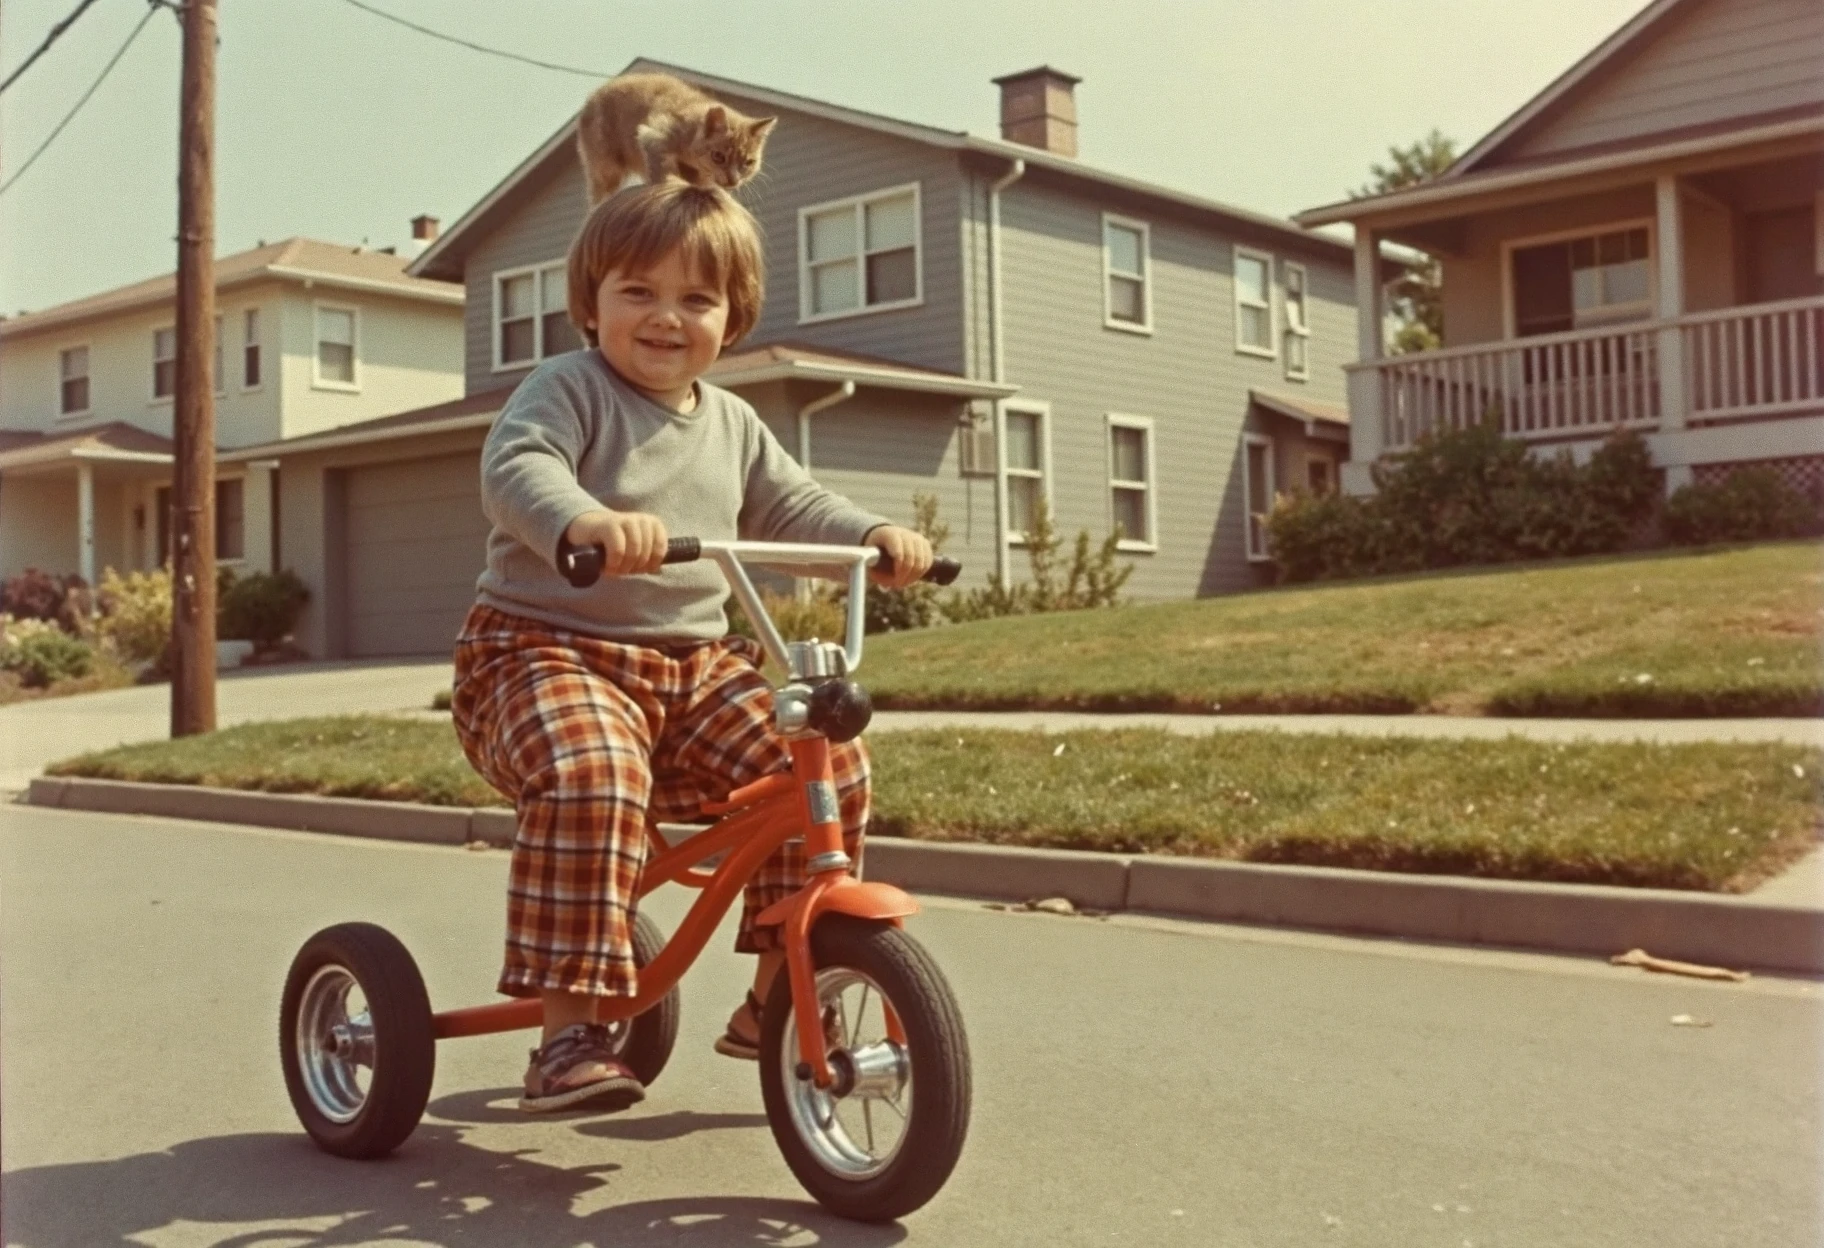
{"left": 1233, "top": 244, "right": 1278, "bottom": 359}
{"left": 1242, "top": 432, "right": 1276, "bottom": 562}
{"left": 490, "top": 260, "right": 568, "bottom": 372}
{"left": 797, "top": 182, "right": 924, "bottom": 325}
{"left": 151, "top": 326, "right": 176, "bottom": 403}
{"left": 1105, "top": 413, "right": 1158, "bottom": 553}
{"left": 241, "top": 306, "right": 263, "bottom": 391}
{"left": 212, "top": 313, "right": 226, "bottom": 397}
{"left": 1281, "top": 261, "right": 1311, "bottom": 381}
{"left": 1499, "top": 217, "right": 1656, "bottom": 340}
{"left": 312, "top": 302, "right": 361, "bottom": 391}
{"left": 58, "top": 345, "right": 91, "bottom": 418}
{"left": 1000, "top": 398, "right": 1052, "bottom": 547}
{"left": 1101, "top": 213, "right": 1152, "bottom": 335}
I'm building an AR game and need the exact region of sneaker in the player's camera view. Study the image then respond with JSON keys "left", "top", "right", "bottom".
{"left": 519, "top": 1022, "right": 645, "bottom": 1113}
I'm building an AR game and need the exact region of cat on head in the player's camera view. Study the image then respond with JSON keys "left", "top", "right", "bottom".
{"left": 577, "top": 71, "right": 777, "bottom": 206}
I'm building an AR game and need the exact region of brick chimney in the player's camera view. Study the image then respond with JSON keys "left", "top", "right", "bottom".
{"left": 411, "top": 214, "right": 440, "bottom": 242}
{"left": 992, "top": 66, "right": 1081, "bottom": 158}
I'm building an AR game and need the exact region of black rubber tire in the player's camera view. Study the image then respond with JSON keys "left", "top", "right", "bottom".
{"left": 280, "top": 922, "right": 436, "bottom": 1160}
{"left": 615, "top": 909, "right": 681, "bottom": 1087}
{"left": 758, "top": 915, "right": 971, "bottom": 1222}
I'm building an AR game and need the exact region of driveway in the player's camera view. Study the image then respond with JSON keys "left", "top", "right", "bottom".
{"left": 3, "top": 804, "right": 1817, "bottom": 1247}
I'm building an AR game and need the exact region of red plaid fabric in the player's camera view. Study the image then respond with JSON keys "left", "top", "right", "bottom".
{"left": 451, "top": 604, "right": 869, "bottom": 1000}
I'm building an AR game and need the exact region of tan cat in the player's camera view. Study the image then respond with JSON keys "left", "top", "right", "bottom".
{"left": 576, "top": 72, "right": 776, "bottom": 206}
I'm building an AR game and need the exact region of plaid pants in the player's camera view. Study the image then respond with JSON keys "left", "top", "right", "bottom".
{"left": 451, "top": 604, "right": 869, "bottom": 1000}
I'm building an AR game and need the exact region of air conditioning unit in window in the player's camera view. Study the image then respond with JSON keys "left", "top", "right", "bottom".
{"left": 958, "top": 418, "right": 997, "bottom": 477}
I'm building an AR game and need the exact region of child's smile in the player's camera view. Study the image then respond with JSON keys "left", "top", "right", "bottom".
{"left": 591, "top": 250, "right": 734, "bottom": 412}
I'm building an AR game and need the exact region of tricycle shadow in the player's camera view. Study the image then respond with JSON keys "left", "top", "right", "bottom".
{"left": 1, "top": 1122, "right": 910, "bottom": 1248}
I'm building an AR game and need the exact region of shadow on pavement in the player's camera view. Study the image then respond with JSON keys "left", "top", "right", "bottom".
{"left": 429, "top": 1086, "right": 771, "bottom": 1143}
{"left": 0, "top": 1124, "right": 908, "bottom": 1248}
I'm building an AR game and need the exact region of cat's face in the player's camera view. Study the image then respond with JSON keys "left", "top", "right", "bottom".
{"left": 678, "top": 110, "right": 775, "bottom": 189}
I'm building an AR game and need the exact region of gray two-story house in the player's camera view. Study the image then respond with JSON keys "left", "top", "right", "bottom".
{"left": 228, "top": 61, "right": 1362, "bottom": 659}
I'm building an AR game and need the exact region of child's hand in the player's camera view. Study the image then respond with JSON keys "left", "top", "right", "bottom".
{"left": 865, "top": 525, "right": 934, "bottom": 588}
{"left": 563, "top": 508, "right": 670, "bottom": 577}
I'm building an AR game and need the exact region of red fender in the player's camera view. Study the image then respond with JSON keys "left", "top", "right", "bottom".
{"left": 754, "top": 877, "right": 919, "bottom": 932}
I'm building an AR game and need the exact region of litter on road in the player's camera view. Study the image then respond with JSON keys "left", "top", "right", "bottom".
{"left": 1611, "top": 947, "right": 1750, "bottom": 982}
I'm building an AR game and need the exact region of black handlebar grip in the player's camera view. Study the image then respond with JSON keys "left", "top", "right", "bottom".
{"left": 557, "top": 535, "right": 702, "bottom": 588}
{"left": 875, "top": 553, "right": 962, "bottom": 585}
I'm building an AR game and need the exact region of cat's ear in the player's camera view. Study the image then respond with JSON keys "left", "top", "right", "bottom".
{"left": 749, "top": 116, "right": 777, "bottom": 139}
{"left": 703, "top": 105, "right": 727, "bottom": 137}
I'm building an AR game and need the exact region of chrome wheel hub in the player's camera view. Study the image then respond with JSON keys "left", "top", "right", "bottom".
{"left": 780, "top": 967, "right": 912, "bottom": 1178}
{"left": 297, "top": 965, "right": 375, "bottom": 1124}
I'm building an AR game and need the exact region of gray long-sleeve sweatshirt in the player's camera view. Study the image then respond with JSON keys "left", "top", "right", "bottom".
{"left": 475, "top": 349, "right": 889, "bottom": 642}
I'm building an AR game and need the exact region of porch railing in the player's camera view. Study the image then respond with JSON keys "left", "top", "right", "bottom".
{"left": 1350, "top": 295, "right": 1824, "bottom": 455}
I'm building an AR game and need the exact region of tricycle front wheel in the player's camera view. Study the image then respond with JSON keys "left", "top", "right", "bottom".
{"left": 280, "top": 922, "right": 435, "bottom": 1159}
{"left": 758, "top": 915, "right": 971, "bottom": 1222}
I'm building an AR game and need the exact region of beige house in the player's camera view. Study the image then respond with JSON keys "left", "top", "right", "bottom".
{"left": 1297, "top": 0, "right": 1823, "bottom": 498}
{"left": 0, "top": 230, "right": 464, "bottom": 588}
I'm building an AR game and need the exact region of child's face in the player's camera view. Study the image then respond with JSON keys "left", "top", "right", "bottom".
{"left": 589, "top": 248, "right": 734, "bottom": 410}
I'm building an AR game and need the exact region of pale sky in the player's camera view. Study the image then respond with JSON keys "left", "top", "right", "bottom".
{"left": 1, "top": 0, "right": 1650, "bottom": 315}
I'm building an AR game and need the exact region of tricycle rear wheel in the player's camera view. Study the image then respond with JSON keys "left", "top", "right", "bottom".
{"left": 613, "top": 909, "right": 681, "bottom": 1087}
{"left": 758, "top": 915, "right": 971, "bottom": 1222}
{"left": 280, "top": 922, "right": 435, "bottom": 1159}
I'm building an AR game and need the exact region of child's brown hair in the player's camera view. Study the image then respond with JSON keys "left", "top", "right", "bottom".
{"left": 567, "top": 181, "right": 765, "bottom": 346}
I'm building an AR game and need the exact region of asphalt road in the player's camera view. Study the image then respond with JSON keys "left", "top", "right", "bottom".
{"left": 3, "top": 804, "right": 1819, "bottom": 1248}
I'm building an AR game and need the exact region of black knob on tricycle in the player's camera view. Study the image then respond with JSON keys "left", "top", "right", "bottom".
{"left": 806, "top": 679, "right": 872, "bottom": 743}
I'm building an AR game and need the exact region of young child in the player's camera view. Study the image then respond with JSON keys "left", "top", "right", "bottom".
{"left": 450, "top": 180, "right": 933, "bottom": 1113}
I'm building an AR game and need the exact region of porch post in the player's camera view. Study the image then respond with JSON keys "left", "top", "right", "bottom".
{"left": 1655, "top": 176, "right": 1689, "bottom": 455}
{"left": 1345, "top": 224, "right": 1384, "bottom": 493}
{"left": 77, "top": 461, "right": 96, "bottom": 589}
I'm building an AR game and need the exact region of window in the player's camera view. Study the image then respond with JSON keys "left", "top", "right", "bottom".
{"left": 315, "top": 305, "right": 357, "bottom": 387}
{"left": 1234, "top": 246, "right": 1275, "bottom": 356}
{"left": 798, "top": 184, "right": 921, "bottom": 322}
{"left": 1107, "top": 415, "right": 1156, "bottom": 550}
{"left": 1307, "top": 456, "right": 1334, "bottom": 495}
{"left": 213, "top": 313, "right": 225, "bottom": 395}
{"left": 59, "top": 346, "right": 89, "bottom": 415}
{"left": 1282, "top": 262, "right": 1310, "bottom": 380}
{"left": 1510, "top": 223, "right": 1652, "bottom": 337}
{"left": 216, "top": 477, "right": 244, "bottom": 560}
{"left": 493, "top": 262, "right": 576, "bottom": 369}
{"left": 153, "top": 327, "right": 176, "bottom": 399}
{"left": 1243, "top": 434, "right": 1274, "bottom": 561}
{"left": 1002, "top": 402, "right": 1048, "bottom": 540}
{"left": 1103, "top": 215, "right": 1150, "bottom": 332}
{"left": 242, "top": 308, "right": 261, "bottom": 389}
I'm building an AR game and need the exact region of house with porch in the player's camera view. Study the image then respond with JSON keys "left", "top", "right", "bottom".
{"left": 1296, "top": 0, "right": 1823, "bottom": 500}
{"left": 224, "top": 60, "right": 1363, "bottom": 660}
{"left": 0, "top": 227, "right": 464, "bottom": 589}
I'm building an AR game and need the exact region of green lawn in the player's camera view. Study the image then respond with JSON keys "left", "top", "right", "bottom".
{"left": 857, "top": 541, "right": 1823, "bottom": 717}
{"left": 48, "top": 715, "right": 1822, "bottom": 893}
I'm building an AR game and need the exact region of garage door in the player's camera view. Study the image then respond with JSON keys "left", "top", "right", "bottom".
{"left": 345, "top": 452, "right": 490, "bottom": 657}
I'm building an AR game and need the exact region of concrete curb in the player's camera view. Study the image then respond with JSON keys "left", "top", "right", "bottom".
{"left": 25, "top": 777, "right": 1824, "bottom": 975}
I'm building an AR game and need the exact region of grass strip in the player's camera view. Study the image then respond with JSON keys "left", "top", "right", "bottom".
{"left": 48, "top": 716, "right": 1822, "bottom": 894}
{"left": 860, "top": 542, "right": 1823, "bottom": 717}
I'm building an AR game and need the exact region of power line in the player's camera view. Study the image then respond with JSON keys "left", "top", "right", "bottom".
{"left": 337, "top": 0, "right": 610, "bottom": 79}
{"left": 0, "top": 2, "right": 158, "bottom": 198}
{"left": 0, "top": 0, "right": 104, "bottom": 97}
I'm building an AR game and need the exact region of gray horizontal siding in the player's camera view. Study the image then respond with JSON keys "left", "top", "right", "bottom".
{"left": 1511, "top": 0, "right": 1824, "bottom": 160}
{"left": 992, "top": 174, "right": 1358, "bottom": 600}
{"left": 462, "top": 160, "right": 588, "bottom": 396}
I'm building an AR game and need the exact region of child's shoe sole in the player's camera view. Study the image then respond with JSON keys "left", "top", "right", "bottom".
{"left": 518, "top": 1074, "right": 645, "bottom": 1114}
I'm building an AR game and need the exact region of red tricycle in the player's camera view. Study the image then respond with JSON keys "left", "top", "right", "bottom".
{"left": 277, "top": 538, "right": 971, "bottom": 1222}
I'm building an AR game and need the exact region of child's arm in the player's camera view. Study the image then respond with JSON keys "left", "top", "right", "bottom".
{"left": 479, "top": 369, "right": 623, "bottom": 571}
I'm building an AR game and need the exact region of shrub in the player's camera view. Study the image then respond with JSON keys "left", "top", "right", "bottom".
{"left": 218, "top": 569, "right": 310, "bottom": 644}
{"left": 0, "top": 568, "right": 90, "bottom": 632}
{"left": 942, "top": 498, "right": 1132, "bottom": 622}
{"left": 1, "top": 626, "right": 93, "bottom": 687}
{"left": 1662, "top": 468, "right": 1817, "bottom": 546}
{"left": 95, "top": 567, "right": 174, "bottom": 664}
{"left": 726, "top": 588, "right": 850, "bottom": 647}
{"left": 1267, "top": 423, "right": 1662, "bottom": 582}
{"left": 864, "top": 492, "right": 951, "bottom": 634}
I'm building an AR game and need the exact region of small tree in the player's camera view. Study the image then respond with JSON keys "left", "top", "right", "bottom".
{"left": 1352, "top": 129, "right": 1456, "bottom": 354}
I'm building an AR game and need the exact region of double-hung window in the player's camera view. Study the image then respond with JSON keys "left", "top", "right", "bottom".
{"left": 799, "top": 184, "right": 921, "bottom": 322}
{"left": 1002, "top": 402, "right": 1048, "bottom": 541}
{"left": 494, "top": 262, "right": 576, "bottom": 369}
{"left": 213, "top": 314, "right": 225, "bottom": 395}
{"left": 1510, "top": 223, "right": 1651, "bottom": 336}
{"left": 153, "top": 327, "right": 176, "bottom": 399}
{"left": 59, "top": 346, "right": 89, "bottom": 415}
{"left": 315, "top": 305, "right": 358, "bottom": 388}
{"left": 216, "top": 477, "right": 244, "bottom": 560}
{"left": 243, "top": 308, "right": 262, "bottom": 389}
{"left": 1107, "top": 415, "right": 1156, "bottom": 550}
{"left": 1242, "top": 434, "right": 1275, "bottom": 562}
{"left": 1282, "top": 262, "right": 1310, "bottom": 380}
{"left": 1103, "top": 214, "right": 1151, "bottom": 332}
{"left": 1234, "top": 245, "right": 1275, "bottom": 357}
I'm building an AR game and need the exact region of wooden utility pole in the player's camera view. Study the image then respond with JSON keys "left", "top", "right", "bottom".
{"left": 171, "top": 0, "right": 218, "bottom": 737}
